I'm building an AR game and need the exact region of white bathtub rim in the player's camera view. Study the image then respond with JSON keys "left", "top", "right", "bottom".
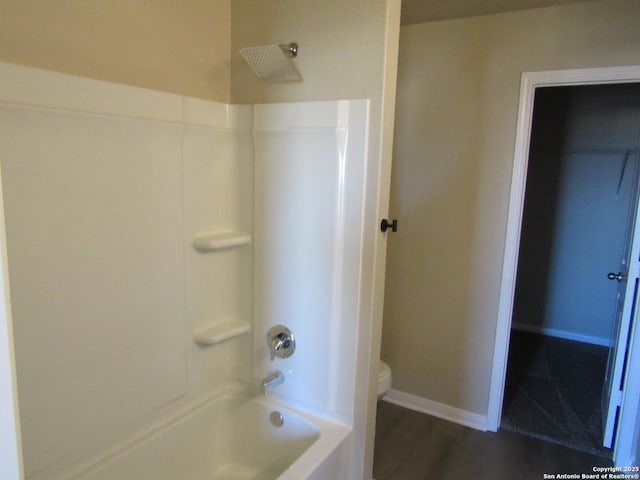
{"left": 54, "top": 380, "right": 350, "bottom": 480}
{"left": 275, "top": 423, "right": 351, "bottom": 480}
{"left": 254, "top": 393, "right": 352, "bottom": 480}
{"left": 229, "top": 391, "right": 352, "bottom": 480}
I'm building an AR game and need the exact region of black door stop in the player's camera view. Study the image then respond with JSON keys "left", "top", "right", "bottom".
{"left": 380, "top": 219, "right": 398, "bottom": 233}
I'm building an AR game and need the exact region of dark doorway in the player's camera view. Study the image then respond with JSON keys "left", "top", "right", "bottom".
{"left": 501, "top": 83, "right": 640, "bottom": 459}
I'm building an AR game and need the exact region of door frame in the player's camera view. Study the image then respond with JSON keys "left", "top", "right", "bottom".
{"left": 0, "top": 166, "right": 23, "bottom": 478}
{"left": 487, "top": 65, "right": 640, "bottom": 466}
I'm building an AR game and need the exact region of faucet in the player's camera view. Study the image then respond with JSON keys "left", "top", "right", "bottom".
{"left": 261, "top": 370, "right": 285, "bottom": 394}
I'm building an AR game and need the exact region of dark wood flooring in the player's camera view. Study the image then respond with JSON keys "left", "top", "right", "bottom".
{"left": 372, "top": 401, "right": 613, "bottom": 480}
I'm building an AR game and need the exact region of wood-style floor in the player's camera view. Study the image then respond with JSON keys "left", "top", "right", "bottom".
{"left": 372, "top": 401, "right": 613, "bottom": 480}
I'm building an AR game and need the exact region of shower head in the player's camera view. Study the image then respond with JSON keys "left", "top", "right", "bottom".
{"left": 239, "top": 42, "right": 302, "bottom": 81}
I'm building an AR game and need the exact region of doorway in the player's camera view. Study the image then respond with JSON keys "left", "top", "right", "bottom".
{"left": 501, "top": 84, "right": 640, "bottom": 458}
{"left": 488, "top": 66, "right": 640, "bottom": 467}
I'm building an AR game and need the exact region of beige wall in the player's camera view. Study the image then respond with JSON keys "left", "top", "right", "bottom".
{"left": 231, "top": 0, "right": 387, "bottom": 105}
{"left": 0, "top": 0, "right": 231, "bottom": 102}
{"left": 383, "top": 0, "right": 640, "bottom": 415}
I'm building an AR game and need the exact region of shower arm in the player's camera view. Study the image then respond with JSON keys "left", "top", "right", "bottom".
{"left": 279, "top": 43, "right": 299, "bottom": 58}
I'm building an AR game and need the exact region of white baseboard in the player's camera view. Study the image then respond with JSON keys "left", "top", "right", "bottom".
{"left": 511, "top": 322, "right": 611, "bottom": 347}
{"left": 382, "top": 389, "right": 489, "bottom": 432}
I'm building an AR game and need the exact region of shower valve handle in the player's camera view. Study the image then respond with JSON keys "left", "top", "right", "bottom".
{"left": 267, "top": 325, "right": 295, "bottom": 361}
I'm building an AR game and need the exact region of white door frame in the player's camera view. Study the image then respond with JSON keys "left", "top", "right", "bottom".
{"left": 487, "top": 65, "right": 640, "bottom": 466}
{"left": 0, "top": 167, "right": 23, "bottom": 479}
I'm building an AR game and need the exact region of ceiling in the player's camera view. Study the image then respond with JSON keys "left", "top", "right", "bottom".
{"left": 401, "top": 0, "right": 599, "bottom": 25}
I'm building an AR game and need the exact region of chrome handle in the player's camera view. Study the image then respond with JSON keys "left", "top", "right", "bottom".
{"left": 270, "top": 335, "right": 288, "bottom": 360}
{"left": 608, "top": 272, "right": 627, "bottom": 282}
{"left": 267, "top": 325, "right": 295, "bottom": 361}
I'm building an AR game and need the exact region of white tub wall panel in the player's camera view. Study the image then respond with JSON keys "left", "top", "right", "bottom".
{"left": 0, "top": 63, "right": 256, "bottom": 478}
{"left": 188, "top": 333, "right": 253, "bottom": 401}
{"left": 252, "top": 100, "right": 353, "bottom": 131}
{"left": 253, "top": 100, "right": 367, "bottom": 418}
{"left": 1, "top": 62, "right": 357, "bottom": 479}
{"left": 0, "top": 105, "right": 187, "bottom": 476}
{"left": 182, "top": 126, "right": 254, "bottom": 392}
{"left": 182, "top": 97, "right": 253, "bottom": 131}
{"left": 181, "top": 127, "right": 253, "bottom": 239}
{"left": 333, "top": 99, "right": 368, "bottom": 417}
{"left": 0, "top": 61, "right": 183, "bottom": 125}
{"left": 254, "top": 129, "right": 338, "bottom": 412}
{"left": 77, "top": 395, "right": 239, "bottom": 480}
{"left": 0, "top": 62, "right": 251, "bottom": 130}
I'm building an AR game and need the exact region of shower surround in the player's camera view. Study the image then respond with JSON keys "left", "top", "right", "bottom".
{"left": 0, "top": 62, "right": 368, "bottom": 479}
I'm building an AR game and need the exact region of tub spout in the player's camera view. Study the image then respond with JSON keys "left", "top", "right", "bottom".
{"left": 261, "top": 370, "right": 285, "bottom": 395}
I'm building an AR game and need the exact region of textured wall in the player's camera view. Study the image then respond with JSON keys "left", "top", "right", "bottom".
{"left": 383, "top": 0, "right": 640, "bottom": 416}
{"left": 231, "top": 0, "right": 387, "bottom": 106}
{"left": 0, "top": 0, "right": 231, "bottom": 101}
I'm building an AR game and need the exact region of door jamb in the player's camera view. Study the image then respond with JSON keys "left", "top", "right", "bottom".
{"left": 487, "top": 65, "right": 640, "bottom": 465}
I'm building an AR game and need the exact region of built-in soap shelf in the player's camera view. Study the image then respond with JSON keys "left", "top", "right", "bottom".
{"left": 192, "top": 232, "right": 251, "bottom": 252}
{"left": 193, "top": 321, "right": 251, "bottom": 346}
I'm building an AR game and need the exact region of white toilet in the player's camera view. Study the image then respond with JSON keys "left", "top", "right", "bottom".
{"left": 377, "top": 361, "right": 392, "bottom": 400}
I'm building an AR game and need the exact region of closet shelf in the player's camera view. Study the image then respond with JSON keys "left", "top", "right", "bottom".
{"left": 192, "top": 232, "right": 251, "bottom": 252}
{"left": 193, "top": 321, "right": 251, "bottom": 346}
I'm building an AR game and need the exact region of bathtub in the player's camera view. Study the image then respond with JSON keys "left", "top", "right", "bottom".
{"left": 63, "top": 383, "right": 351, "bottom": 480}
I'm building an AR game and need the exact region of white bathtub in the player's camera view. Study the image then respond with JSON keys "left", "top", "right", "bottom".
{"left": 64, "top": 383, "right": 351, "bottom": 480}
